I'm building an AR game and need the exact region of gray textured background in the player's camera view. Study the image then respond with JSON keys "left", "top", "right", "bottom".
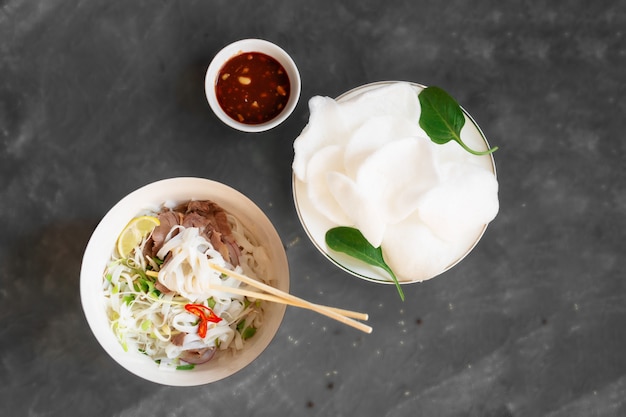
{"left": 1, "top": 1, "right": 625, "bottom": 416}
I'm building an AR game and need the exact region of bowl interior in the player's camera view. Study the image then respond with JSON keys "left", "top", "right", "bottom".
{"left": 292, "top": 81, "right": 497, "bottom": 285}
{"left": 205, "top": 39, "right": 301, "bottom": 132}
{"left": 80, "top": 177, "right": 289, "bottom": 386}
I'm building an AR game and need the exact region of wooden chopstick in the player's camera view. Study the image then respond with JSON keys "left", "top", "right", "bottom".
{"left": 208, "top": 263, "right": 372, "bottom": 334}
{"left": 207, "top": 283, "right": 368, "bottom": 321}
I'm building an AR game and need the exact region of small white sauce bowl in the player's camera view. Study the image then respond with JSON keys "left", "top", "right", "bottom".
{"left": 205, "top": 39, "right": 301, "bottom": 132}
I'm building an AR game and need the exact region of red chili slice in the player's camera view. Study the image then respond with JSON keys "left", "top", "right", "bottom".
{"left": 185, "top": 304, "right": 222, "bottom": 338}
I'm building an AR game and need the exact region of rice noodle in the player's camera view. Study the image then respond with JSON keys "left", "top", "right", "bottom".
{"left": 102, "top": 201, "right": 270, "bottom": 370}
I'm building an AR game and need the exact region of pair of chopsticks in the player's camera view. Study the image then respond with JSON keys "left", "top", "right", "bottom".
{"left": 207, "top": 264, "right": 372, "bottom": 334}
{"left": 146, "top": 263, "right": 372, "bottom": 333}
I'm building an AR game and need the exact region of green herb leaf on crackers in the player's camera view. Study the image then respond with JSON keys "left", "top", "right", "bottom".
{"left": 418, "top": 86, "right": 498, "bottom": 156}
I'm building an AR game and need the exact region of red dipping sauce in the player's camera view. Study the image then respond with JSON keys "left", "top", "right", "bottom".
{"left": 215, "top": 52, "right": 291, "bottom": 125}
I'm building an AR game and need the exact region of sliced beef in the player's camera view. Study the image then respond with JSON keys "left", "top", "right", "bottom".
{"left": 144, "top": 210, "right": 182, "bottom": 258}
{"left": 181, "top": 211, "right": 210, "bottom": 229}
{"left": 171, "top": 332, "right": 186, "bottom": 346}
{"left": 182, "top": 200, "right": 239, "bottom": 265}
{"left": 179, "top": 347, "right": 216, "bottom": 364}
{"left": 146, "top": 200, "right": 241, "bottom": 266}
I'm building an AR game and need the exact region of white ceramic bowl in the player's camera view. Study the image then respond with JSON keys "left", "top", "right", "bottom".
{"left": 205, "top": 39, "right": 301, "bottom": 132}
{"left": 80, "top": 177, "right": 289, "bottom": 386}
{"left": 292, "top": 81, "right": 497, "bottom": 285}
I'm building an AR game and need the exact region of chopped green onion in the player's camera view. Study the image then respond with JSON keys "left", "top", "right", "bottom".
{"left": 236, "top": 319, "right": 257, "bottom": 340}
{"left": 241, "top": 327, "right": 257, "bottom": 340}
{"left": 236, "top": 320, "right": 246, "bottom": 332}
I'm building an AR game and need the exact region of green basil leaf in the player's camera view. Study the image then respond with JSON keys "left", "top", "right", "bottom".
{"left": 418, "top": 86, "right": 498, "bottom": 156}
{"left": 325, "top": 226, "right": 405, "bottom": 301}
